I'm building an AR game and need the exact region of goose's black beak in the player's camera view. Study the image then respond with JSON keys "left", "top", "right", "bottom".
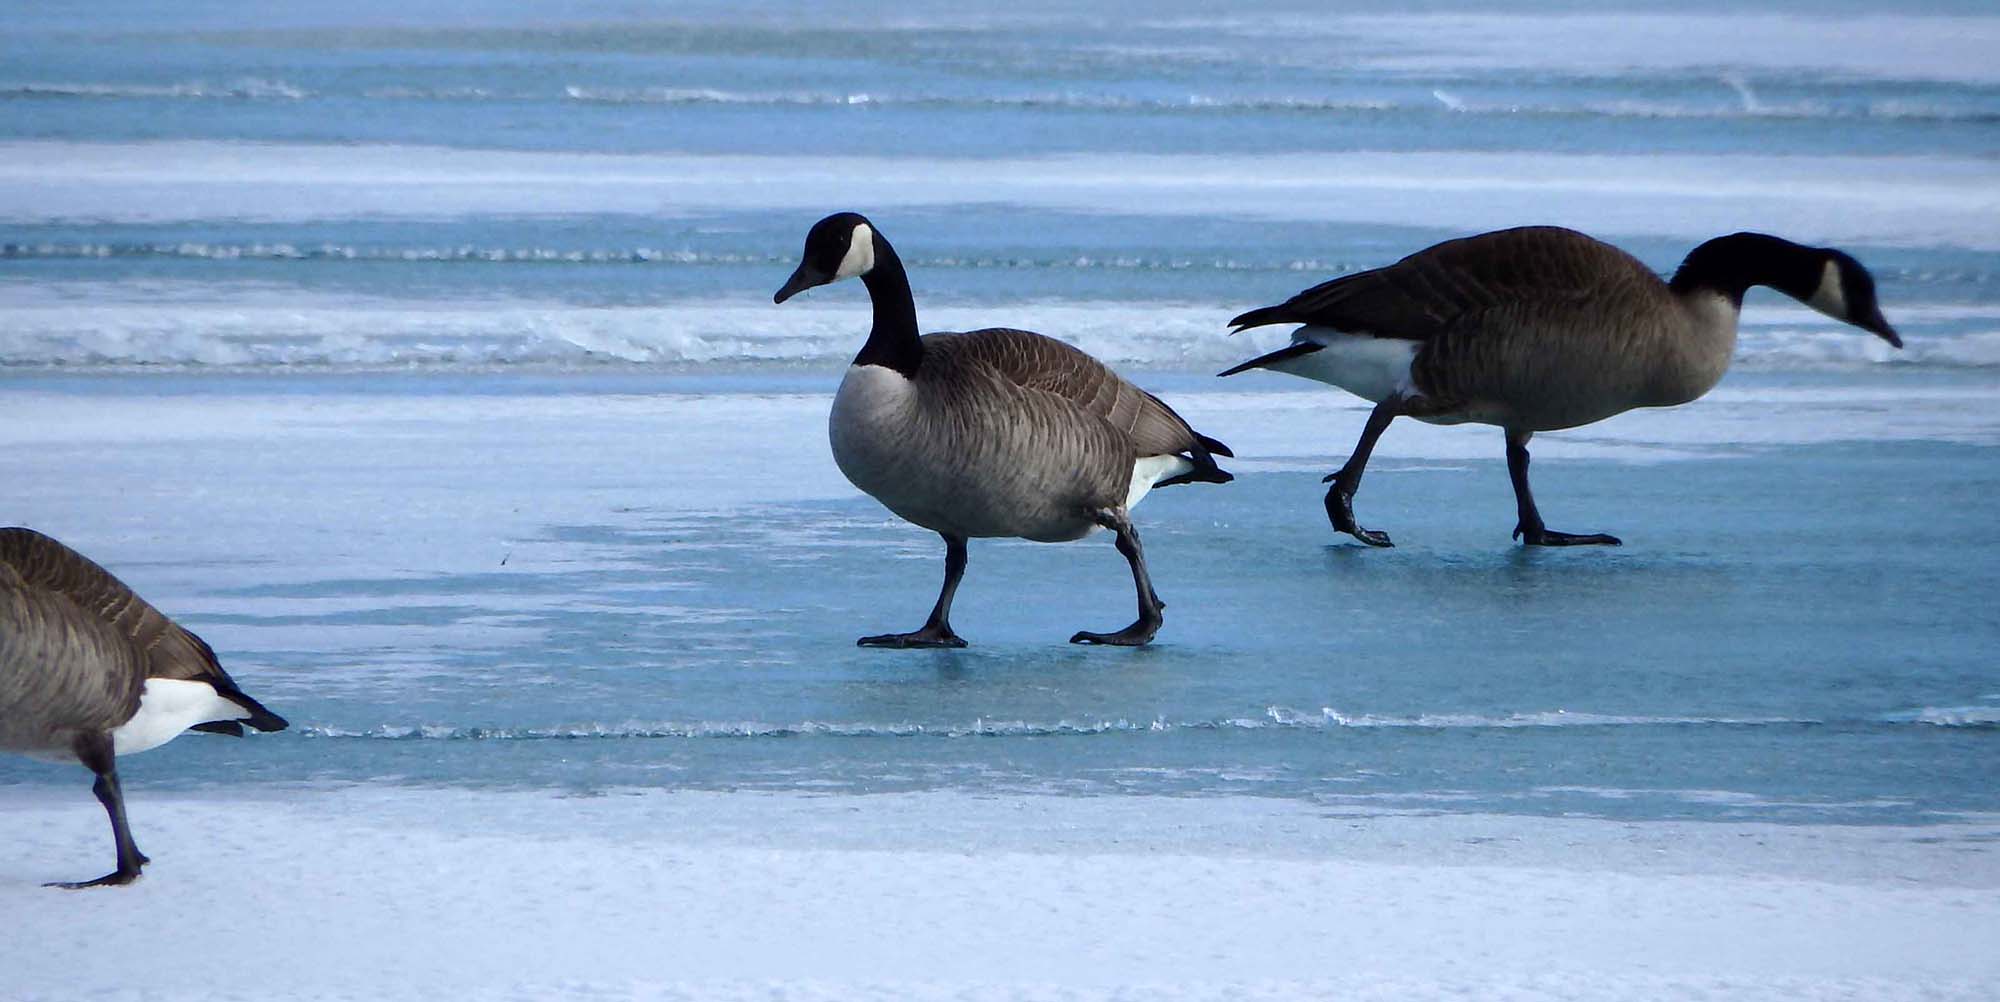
{"left": 774, "top": 264, "right": 828, "bottom": 305}
{"left": 1858, "top": 306, "right": 1903, "bottom": 349}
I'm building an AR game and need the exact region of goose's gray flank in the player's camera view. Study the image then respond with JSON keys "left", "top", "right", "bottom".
{"left": 1222, "top": 227, "right": 1900, "bottom": 547}
{"left": 776, "top": 212, "right": 1232, "bottom": 647}
{"left": 0, "top": 527, "right": 287, "bottom": 888}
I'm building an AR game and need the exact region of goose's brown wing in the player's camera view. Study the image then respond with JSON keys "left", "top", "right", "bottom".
{"left": 0, "top": 560, "right": 147, "bottom": 741}
{"left": 923, "top": 328, "right": 1232, "bottom": 467}
{"left": 1229, "top": 226, "right": 1657, "bottom": 343}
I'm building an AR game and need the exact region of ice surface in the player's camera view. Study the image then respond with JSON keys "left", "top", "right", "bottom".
{"left": 1225, "top": 13, "right": 2000, "bottom": 83}
{"left": 0, "top": 284, "right": 1991, "bottom": 371}
{"left": 0, "top": 291, "right": 1249, "bottom": 369}
{"left": 2, "top": 371, "right": 1994, "bottom": 821}
{"left": 4, "top": 142, "right": 1996, "bottom": 249}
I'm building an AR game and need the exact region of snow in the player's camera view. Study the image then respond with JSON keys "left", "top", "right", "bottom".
{"left": 1, "top": 787, "right": 1995, "bottom": 1001}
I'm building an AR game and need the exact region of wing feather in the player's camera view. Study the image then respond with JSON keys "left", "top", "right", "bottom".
{"left": 1229, "top": 226, "right": 1657, "bottom": 343}
{"left": 922, "top": 329, "right": 1232, "bottom": 465}
{"left": 0, "top": 560, "right": 146, "bottom": 743}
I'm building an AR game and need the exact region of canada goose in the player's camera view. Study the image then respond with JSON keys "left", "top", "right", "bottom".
{"left": 0, "top": 527, "right": 287, "bottom": 888}
{"left": 1221, "top": 227, "right": 1902, "bottom": 546}
{"left": 775, "top": 212, "right": 1233, "bottom": 647}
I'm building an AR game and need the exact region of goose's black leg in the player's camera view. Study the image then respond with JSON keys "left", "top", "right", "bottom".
{"left": 860, "top": 533, "right": 970, "bottom": 648}
{"left": 1070, "top": 509, "right": 1164, "bottom": 646}
{"left": 1322, "top": 398, "right": 1399, "bottom": 547}
{"left": 1507, "top": 429, "right": 1620, "bottom": 547}
{"left": 48, "top": 732, "right": 145, "bottom": 889}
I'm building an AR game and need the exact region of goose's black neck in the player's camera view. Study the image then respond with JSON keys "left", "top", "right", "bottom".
{"left": 852, "top": 235, "right": 923, "bottom": 377}
{"left": 1668, "top": 232, "right": 1821, "bottom": 305}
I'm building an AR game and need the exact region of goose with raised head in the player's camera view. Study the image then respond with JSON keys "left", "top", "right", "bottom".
{"left": 0, "top": 527, "right": 288, "bottom": 888}
{"left": 775, "top": 212, "right": 1233, "bottom": 647}
{"left": 1221, "top": 227, "right": 1901, "bottom": 547}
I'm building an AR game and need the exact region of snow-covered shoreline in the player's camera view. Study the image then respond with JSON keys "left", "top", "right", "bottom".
{"left": 4, "top": 786, "right": 1995, "bottom": 1001}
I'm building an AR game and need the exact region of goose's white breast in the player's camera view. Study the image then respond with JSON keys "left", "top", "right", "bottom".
{"left": 829, "top": 363, "right": 922, "bottom": 501}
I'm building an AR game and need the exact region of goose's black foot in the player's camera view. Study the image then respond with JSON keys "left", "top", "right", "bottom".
{"left": 1068, "top": 618, "right": 1161, "bottom": 647}
{"left": 858, "top": 626, "right": 967, "bottom": 649}
{"left": 1322, "top": 477, "right": 1394, "bottom": 548}
{"left": 1514, "top": 524, "right": 1622, "bottom": 547}
{"left": 47, "top": 866, "right": 142, "bottom": 890}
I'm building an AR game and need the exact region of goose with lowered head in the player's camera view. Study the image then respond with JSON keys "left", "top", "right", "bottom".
{"left": 0, "top": 527, "right": 288, "bottom": 888}
{"left": 1221, "top": 227, "right": 1901, "bottom": 546}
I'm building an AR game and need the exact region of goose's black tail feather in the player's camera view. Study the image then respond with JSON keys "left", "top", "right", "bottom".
{"left": 217, "top": 685, "right": 290, "bottom": 733}
{"left": 1157, "top": 465, "right": 1232, "bottom": 489}
{"left": 1218, "top": 341, "right": 1322, "bottom": 378}
{"left": 1158, "top": 433, "right": 1234, "bottom": 488}
{"left": 1228, "top": 304, "right": 1299, "bottom": 332}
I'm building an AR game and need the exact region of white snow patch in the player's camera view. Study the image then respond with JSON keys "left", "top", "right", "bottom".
{"left": 0, "top": 787, "right": 1996, "bottom": 1001}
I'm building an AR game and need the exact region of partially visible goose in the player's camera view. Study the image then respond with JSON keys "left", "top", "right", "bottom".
{"left": 0, "top": 527, "right": 287, "bottom": 888}
{"left": 775, "top": 212, "right": 1233, "bottom": 647}
{"left": 1221, "top": 227, "right": 1902, "bottom": 546}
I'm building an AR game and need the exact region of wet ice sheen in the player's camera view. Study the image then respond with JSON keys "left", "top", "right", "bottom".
{"left": 0, "top": 370, "right": 1993, "bottom": 825}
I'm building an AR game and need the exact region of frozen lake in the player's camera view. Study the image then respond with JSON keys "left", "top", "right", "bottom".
{"left": 3, "top": 0, "right": 1998, "bottom": 997}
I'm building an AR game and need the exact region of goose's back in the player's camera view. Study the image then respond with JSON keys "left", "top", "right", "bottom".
{"left": 0, "top": 527, "right": 237, "bottom": 686}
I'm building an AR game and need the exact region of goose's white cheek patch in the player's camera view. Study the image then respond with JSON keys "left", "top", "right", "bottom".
{"left": 835, "top": 223, "right": 876, "bottom": 279}
{"left": 1805, "top": 259, "right": 1847, "bottom": 319}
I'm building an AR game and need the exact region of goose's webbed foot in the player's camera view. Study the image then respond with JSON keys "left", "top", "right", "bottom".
{"left": 858, "top": 625, "right": 968, "bottom": 649}
{"left": 1069, "top": 616, "right": 1161, "bottom": 647}
{"left": 1513, "top": 523, "right": 1622, "bottom": 547}
{"left": 47, "top": 866, "right": 142, "bottom": 890}
{"left": 1071, "top": 508, "right": 1165, "bottom": 646}
{"left": 861, "top": 533, "right": 971, "bottom": 648}
{"left": 1323, "top": 476, "right": 1394, "bottom": 548}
